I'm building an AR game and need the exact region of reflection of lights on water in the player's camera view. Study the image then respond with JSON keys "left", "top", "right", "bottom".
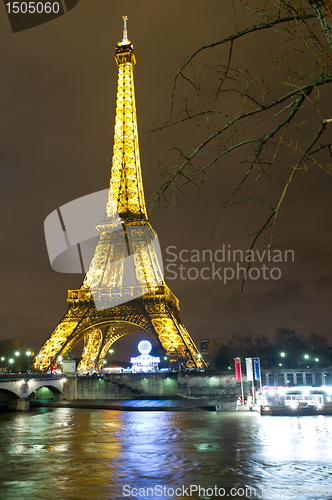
{"left": 198, "top": 443, "right": 210, "bottom": 451}
{"left": 258, "top": 416, "right": 332, "bottom": 462}
{"left": 122, "top": 412, "right": 170, "bottom": 475}
{"left": 14, "top": 445, "right": 26, "bottom": 454}
{"left": 53, "top": 444, "right": 68, "bottom": 452}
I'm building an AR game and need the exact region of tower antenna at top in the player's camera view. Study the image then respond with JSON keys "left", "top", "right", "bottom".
{"left": 122, "top": 15, "right": 128, "bottom": 43}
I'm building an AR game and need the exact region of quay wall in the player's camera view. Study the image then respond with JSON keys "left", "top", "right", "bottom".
{"left": 63, "top": 372, "right": 246, "bottom": 401}
{"left": 178, "top": 372, "right": 250, "bottom": 399}
{"left": 63, "top": 372, "right": 179, "bottom": 400}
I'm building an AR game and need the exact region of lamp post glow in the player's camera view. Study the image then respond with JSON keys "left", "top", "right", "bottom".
{"left": 280, "top": 352, "right": 285, "bottom": 357}
{"left": 109, "top": 349, "right": 114, "bottom": 366}
{"left": 1, "top": 357, "right": 4, "bottom": 368}
{"left": 303, "top": 354, "right": 310, "bottom": 368}
{"left": 15, "top": 351, "right": 20, "bottom": 373}
{"left": 26, "top": 351, "right": 31, "bottom": 373}
{"left": 9, "top": 358, "right": 14, "bottom": 372}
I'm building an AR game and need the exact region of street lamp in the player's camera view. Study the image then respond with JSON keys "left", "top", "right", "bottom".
{"left": 1, "top": 357, "right": 4, "bottom": 368}
{"left": 9, "top": 358, "right": 14, "bottom": 372}
{"left": 280, "top": 352, "right": 285, "bottom": 357}
{"left": 303, "top": 354, "right": 310, "bottom": 368}
{"left": 315, "top": 358, "right": 319, "bottom": 362}
{"left": 26, "top": 351, "right": 31, "bottom": 373}
{"left": 15, "top": 351, "right": 20, "bottom": 373}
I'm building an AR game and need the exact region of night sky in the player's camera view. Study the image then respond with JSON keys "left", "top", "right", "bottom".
{"left": 0, "top": 0, "right": 331, "bottom": 362}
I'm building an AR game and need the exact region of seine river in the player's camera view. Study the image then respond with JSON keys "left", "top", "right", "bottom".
{"left": 0, "top": 408, "right": 331, "bottom": 500}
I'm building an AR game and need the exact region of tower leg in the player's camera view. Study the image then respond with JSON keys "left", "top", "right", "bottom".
{"left": 32, "top": 305, "right": 90, "bottom": 371}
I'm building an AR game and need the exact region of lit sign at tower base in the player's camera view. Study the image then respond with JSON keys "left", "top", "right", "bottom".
{"left": 131, "top": 340, "right": 160, "bottom": 373}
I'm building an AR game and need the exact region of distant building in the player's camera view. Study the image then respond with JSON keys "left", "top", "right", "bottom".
{"left": 200, "top": 339, "right": 210, "bottom": 355}
{"left": 261, "top": 368, "right": 332, "bottom": 387}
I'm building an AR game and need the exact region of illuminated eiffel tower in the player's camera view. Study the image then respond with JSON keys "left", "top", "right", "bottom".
{"left": 33, "top": 18, "right": 205, "bottom": 373}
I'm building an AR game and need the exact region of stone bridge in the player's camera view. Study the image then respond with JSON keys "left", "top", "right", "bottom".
{"left": 0, "top": 374, "right": 66, "bottom": 410}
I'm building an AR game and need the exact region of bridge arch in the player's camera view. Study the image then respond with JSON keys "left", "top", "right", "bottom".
{"left": 0, "top": 388, "right": 20, "bottom": 400}
{"left": 0, "top": 378, "right": 65, "bottom": 402}
{"left": 28, "top": 384, "right": 63, "bottom": 399}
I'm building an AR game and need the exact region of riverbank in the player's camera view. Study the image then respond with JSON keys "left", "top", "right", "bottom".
{"left": 29, "top": 396, "right": 239, "bottom": 412}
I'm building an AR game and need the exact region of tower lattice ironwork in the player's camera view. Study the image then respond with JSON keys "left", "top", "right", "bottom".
{"left": 33, "top": 18, "right": 205, "bottom": 373}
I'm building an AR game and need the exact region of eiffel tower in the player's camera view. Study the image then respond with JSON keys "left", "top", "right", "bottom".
{"left": 33, "top": 18, "right": 205, "bottom": 373}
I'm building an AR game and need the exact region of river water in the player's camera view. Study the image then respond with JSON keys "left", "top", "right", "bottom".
{"left": 0, "top": 408, "right": 331, "bottom": 500}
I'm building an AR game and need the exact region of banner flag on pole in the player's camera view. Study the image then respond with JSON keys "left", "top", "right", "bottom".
{"left": 234, "top": 358, "right": 242, "bottom": 382}
{"left": 253, "top": 357, "right": 261, "bottom": 382}
{"left": 245, "top": 357, "right": 253, "bottom": 381}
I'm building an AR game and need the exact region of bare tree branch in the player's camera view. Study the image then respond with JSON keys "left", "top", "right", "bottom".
{"left": 149, "top": 0, "right": 332, "bottom": 282}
